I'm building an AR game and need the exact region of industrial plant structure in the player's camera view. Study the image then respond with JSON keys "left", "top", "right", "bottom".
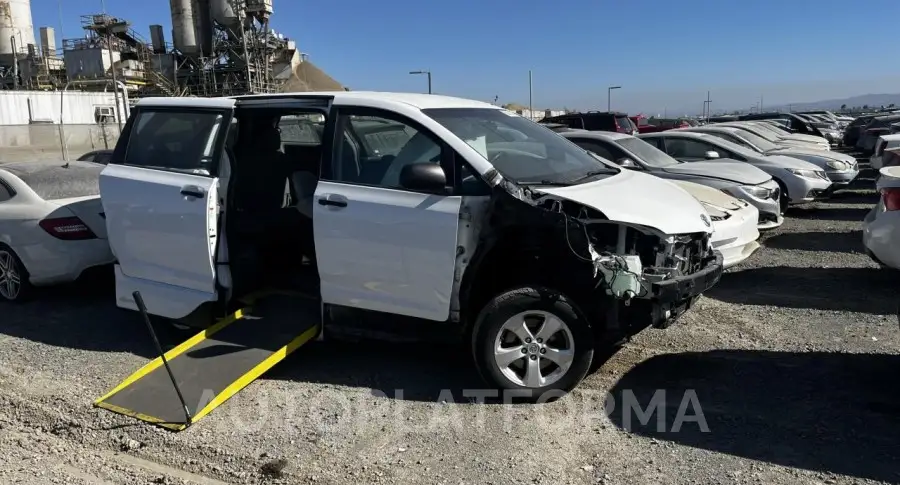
{"left": 0, "top": 0, "right": 344, "bottom": 97}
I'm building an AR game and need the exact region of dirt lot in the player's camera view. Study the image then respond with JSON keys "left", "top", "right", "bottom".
{"left": 1, "top": 152, "right": 899, "bottom": 485}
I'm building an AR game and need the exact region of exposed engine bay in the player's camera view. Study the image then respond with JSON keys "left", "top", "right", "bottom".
{"left": 530, "top": 190, "right": 714, "bottom": 303}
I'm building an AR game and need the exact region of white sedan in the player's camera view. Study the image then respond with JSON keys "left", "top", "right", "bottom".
{"left": 864, "top": 166, "right": 900, "bottom": 269}
{"left": 0, "top": 160, "right": 114, "bottom": 302}
{"left": 672, "top": 180, "right": 761, "bottom": 269}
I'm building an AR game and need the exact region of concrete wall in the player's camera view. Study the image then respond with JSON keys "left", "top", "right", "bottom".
{"left": 0, "top": 90, "right": 126, "bottom": 125}
{"left": 0, "top": 90, "right": 124, "bottom": 161}
{"left": 0, "top": 124, "right": 120, "bottom": 162}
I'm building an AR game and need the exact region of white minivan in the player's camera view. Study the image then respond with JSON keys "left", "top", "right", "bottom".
{"left": 99, "top": 92, "right": 724, "bottom": 397}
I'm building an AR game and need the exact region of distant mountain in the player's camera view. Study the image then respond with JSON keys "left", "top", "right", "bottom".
{"left": 765, "top": 93, "right": 900, "bottom": 112}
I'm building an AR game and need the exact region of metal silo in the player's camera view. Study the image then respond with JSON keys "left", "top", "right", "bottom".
{"left": 192, "top": 0, "right": 213, "bottom": 56}
{"left": 170, "top": 0, "right": 198, "bottom": 55}
{"left": 210, "top": 0, "right": 240, "bottom": 29}
{"left": 0, "top": 0, "right": 36, "bottom": 65}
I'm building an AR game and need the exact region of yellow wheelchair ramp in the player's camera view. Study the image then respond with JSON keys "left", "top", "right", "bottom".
{"left": 94, "top": 294, "right": 320, "bottom": 431}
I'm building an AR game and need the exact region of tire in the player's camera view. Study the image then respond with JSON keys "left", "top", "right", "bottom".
{"left": 773, "top": 178, "right": 789, "bottom": 214}
{"left": 471, "top": 286, "right": 594, "bottom": 401}
{"left": 0, "top": 243, "right": 32, "bottom": 303}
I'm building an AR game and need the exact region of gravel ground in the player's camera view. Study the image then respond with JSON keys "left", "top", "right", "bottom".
{"left": 1, "top": 150, "right": 898, "bottom": 485}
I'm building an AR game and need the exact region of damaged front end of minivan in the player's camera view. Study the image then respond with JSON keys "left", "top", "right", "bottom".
{"left": 456, "top": 174, "right": 724, "bottom": 344}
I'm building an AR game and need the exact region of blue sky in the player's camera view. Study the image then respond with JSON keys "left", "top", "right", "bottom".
{"left": 31, "top": 0, "right": 900, "bottom": 114}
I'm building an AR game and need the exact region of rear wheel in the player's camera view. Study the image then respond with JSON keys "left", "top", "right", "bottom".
{"left": 471, "top": 286, "right": 594, "bottom": 401}
{"left": 0, "top": 244, "right": 32, "bottom": 303}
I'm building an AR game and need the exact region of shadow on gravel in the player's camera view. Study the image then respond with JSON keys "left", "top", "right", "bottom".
{"left": 608, "top": 350, "right": 900, "bottom": 483}
{"left": 0, "top": 271, "right": 182, "bottom": 357}
{"left": 708, "top": 266, "right": 897, "bottom": 314}
{"left": 763, "top": 230, "right": 864, "bottom": 254}
{"left": 826, "top": 190, "right": 879, "bottom": 204}
{"left": 270, "top": 341, "right": 485, "bottom": 402}
{"left": 788, "top": 206, "right": 871, "bottom": 222}
{"left": 268, "top": 340, "right": 624, "bottom": 403}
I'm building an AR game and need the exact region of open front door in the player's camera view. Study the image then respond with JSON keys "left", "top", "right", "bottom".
{"left": 100, "top": 100, "right": 234, "bottom": 319}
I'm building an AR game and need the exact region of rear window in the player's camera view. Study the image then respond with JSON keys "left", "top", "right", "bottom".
{"left": 2, "top": 161, "right": 102, "bottom": 200}
{"left": 615, "top": 116, "right": 633, "bottom": 131}
{"left": 122, "top": 109, "right": 225, "bottom": 175}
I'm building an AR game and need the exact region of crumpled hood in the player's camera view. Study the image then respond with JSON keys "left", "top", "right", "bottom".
{"left": 534, "top": 169, "right": 713, "bottom": 235}
{"left": 670, "top": 180, "right": 747, "bottom": 211}
{"left": 767, "top": 147, "right": 856, "bottom": 167}
{"left": 762, "top": 154, "right": 825, "bottom": 170}
{"left": 661, "top": 159, "right": 771, "bottom": 185}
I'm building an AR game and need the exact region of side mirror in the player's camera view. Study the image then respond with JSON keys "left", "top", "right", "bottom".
{"left": 617, "top": 158, "right": 637, "bottom": 168}
{"left": 704, "top": 150, "right": 720, "bottom": 160}
{"left": 399, "top": 163, "right": 447, "bottom": 192}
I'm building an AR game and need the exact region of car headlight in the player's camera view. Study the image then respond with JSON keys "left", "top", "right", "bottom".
{"left": 734, "top": 185, "right": 772, "bottom": 199}
{"left": 826, "top": 160, "right": 847, "bottom": 170}
{"left": 787, "top": 168, "right": 826, "bottom": 179}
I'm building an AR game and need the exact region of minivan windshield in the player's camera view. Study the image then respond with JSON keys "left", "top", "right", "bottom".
{"left": 424, "top": 108, "right": 619, "bottom": 184}
{"left": 614, "top": 137, "right": 681, "bottom": 167}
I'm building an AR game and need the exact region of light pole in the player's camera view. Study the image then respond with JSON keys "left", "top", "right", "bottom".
{"left": 607, "top": 85, "right": 621, "bottom": 111}
{"left": 409, "top": 70, "right": 432, "bottom": 94}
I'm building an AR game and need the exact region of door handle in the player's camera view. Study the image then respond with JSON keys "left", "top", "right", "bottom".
{"left": 180, "top": 185, "right": 205, "bottom": 198}
{"left": 317, "top": 194, "right": 348, "bottom": 208}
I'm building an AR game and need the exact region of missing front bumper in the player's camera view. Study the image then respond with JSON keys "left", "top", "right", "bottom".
{"left": 649, "top": 250, "right": 724, "bottom": 303}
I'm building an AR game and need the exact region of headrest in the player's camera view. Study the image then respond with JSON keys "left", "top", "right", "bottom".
{"left": 255, "top": 123, "right": 282, "bottom": 152}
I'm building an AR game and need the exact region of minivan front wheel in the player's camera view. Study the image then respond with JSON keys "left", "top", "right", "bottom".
{"left": 471, "top": 286, "right": 594, "bottom": 401}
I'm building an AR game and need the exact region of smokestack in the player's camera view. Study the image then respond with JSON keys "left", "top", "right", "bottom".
{"left": 39, "top": 26, "right": 55, "bottom": 57}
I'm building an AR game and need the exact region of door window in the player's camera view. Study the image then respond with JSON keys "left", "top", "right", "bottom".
{"left": 0, "top": 180, "right": 12, "bottom": 202}
{"left": 120, "top": 109, "right": 227, "bottom": 175}
{"left": 329, "top": 112, "right": 446, "bottom": 190}
{"left": 641, "top": 136, "right": 665, "bottom": 150}
{"left": 563, "top": 117, "right": 585, "bottom": 129}
{"left": 663, "top": 138, "right": 719, "bottom": 159}
{"left": 571, "top": 139, "right": 618, "bottom": 162}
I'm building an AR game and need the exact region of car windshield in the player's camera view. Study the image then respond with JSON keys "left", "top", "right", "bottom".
{"left": 750, "top": 123, "right": 789, "bottom": 138}
{"left": 614, "top": 137, "right": 681, "bottom": 167}
{"left": 423, "top": 108, "right": 619, "bottom": 184}
{"left": 733, "top": 129, "right": 780, "bottom": 151}
{"left": 699, "top": 134, "right": 760, "bottom": 159}
{"left": 2, "top": 160, "right": 102, "bottom": 200}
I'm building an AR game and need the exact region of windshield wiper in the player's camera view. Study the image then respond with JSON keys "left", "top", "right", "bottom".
{"left": 519, "top": 180, "right": 573, "bottom": 186}
{"left": 569, "top": 169, "right": 616, "bottom": 182}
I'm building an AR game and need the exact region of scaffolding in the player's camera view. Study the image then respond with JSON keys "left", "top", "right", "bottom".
{"left": 63, "top": 14, "right": 180, "bottom": 97}
{"left": 175, "top": 0, "right": 280, "bottom": 97}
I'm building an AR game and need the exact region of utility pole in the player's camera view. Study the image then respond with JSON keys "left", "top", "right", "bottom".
{"left": 528, "top": 70, "right": 533, "bottom": 121}
{"left": 607, "top": 85, "right": 621, "bottom": 111}
{"left": 705, "top": 91, "right": 711, "bottom": 123}
{"left": 760, "top": 94, "right": 764, "bottom": 112}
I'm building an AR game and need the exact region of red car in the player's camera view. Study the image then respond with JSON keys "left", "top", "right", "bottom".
{"left": 630, "top": 115, "right": 665, "bottom": 133}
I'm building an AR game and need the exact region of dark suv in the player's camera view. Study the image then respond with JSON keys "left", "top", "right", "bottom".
{"left": 540, "top": 111, "right": 638, "bottom": 135}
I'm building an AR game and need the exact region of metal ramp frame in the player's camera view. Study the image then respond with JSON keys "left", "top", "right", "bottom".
{"left": 94, "top": 291, "right": 319, "bottom": 431}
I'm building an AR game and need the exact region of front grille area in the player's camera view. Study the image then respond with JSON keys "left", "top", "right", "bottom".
{"left": 670, "top": 234, "right": 708, "bottom": 275}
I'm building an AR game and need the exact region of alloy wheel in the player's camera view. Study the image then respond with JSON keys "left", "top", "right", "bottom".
{"left": 0, "top": 250, "right": 22, "bottom": 301}
{"left": 493, "top": 310, "right": 575, "bottom": 388}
